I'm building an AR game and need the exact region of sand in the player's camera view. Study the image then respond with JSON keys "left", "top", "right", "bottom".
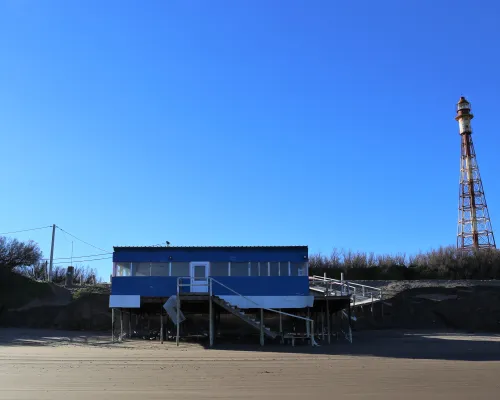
{"left": 0, "top": 329, "right": 499, "bottom": 399}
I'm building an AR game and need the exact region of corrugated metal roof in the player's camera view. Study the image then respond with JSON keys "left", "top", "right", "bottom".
{"left": 114, "top": 245, "right": 308, "bottom": 250}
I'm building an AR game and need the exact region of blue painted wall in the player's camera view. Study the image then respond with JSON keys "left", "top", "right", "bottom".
{"left": 112, "top": 276, "right": 178, "bottom": 297}
{"left": 111, "top": 276, "right": 309, "bottom": 297}
{"left": 113, "top": 246, "right": 308, "bottom": 263}
{"left": 212, "top": 277, "right": 309, "bottom": 296}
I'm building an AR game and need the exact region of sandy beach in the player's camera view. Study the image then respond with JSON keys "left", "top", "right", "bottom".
{"left": 0, "top": 328, "right": 499, "bottom": 399}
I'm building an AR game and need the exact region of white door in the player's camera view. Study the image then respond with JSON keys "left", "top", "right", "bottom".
{"left": 189, "top": 262, "right": 209, "bottom": 293}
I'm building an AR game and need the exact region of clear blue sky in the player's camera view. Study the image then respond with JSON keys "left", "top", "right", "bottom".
{"left": 1, "top": 1, "right": 499, "bottom": 279}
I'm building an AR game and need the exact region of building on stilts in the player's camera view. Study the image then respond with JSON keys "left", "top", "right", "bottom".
{"left": 109, "top": 245, "right": 356, "bottom": 346}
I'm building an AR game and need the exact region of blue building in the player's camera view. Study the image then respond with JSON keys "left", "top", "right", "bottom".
{"left": 110, "top": 245, "right": 313, "bottom": 309}
{"left": 109, "top": 245, "right": 352, "bottom": 346}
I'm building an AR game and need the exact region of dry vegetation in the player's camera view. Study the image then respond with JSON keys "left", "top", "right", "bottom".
{"left": 0, "top": 235, "right": 100, "bottom": 284}
{"left": 309, "top": 246, "right": 500, "bottom": 280}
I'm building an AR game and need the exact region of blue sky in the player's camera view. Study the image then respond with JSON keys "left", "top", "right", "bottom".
{"left": 1, "top": 1, "right": 499, "bottom": 278}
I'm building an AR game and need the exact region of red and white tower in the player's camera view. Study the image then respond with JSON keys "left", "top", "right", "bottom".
{"left": 456, "top": 96, "right": 496, "bottom": 251}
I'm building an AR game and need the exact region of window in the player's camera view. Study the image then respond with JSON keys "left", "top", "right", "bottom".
{"left": 291, "top": 262, "right": 308, "bottom": 276}
{"left": 302, "top": 262, "right": 309, "bottom": 276}
{"left": 279, "top": 261, "right": 290, "bottom": 276}
{"left": 210, "top": 262, "right": 229, "bottom": 276}
{"left": 116, "top": 262, "right": 131, "bottom": 277}
{"left": 193, "top": 265, "right": 206, "bottom": 281}
{"left": 171, "top": 262, "right": 189, "bottom": 277}
{"left": 150, "top": 263, "right": 169, "bottom": 276}
{"left": 230, "top": 262, "right": 249, "bottom": 276}
{"left": 134, "top": 262, "right": 151, "bottom": 276}
{"left": 259, "top": 262, "right": 269, "bottom": 276}
{"left": 270, "top": 262, "right": 279, "bottom": 276}
{"left": 250, "top": 262, "right": 259, "bottom": 276}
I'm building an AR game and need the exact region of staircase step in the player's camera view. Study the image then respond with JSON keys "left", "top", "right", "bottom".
{"left": 213, "top": 296, "right": 278, "bottom": 339}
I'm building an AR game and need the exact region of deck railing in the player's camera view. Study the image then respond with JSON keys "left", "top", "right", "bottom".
{"left": 309, "top": 275, "right": 383, "bottom": 303}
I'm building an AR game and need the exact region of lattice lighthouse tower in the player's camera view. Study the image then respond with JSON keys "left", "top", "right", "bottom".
{"left": 455, "top": 96, "right": 496, "bottom": 251}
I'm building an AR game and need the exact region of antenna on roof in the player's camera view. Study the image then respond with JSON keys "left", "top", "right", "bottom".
{"left": 166, "top": 241, "right": 171, "bottom": 247}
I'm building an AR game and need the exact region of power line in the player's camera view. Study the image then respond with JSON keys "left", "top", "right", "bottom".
{"left": 54, "top": 256, "right": 112, "bottom": 265}
{"left": 43, "top": 252, "right": 112, "bottom": 261}
{"left": 56, "top": 226, "right": 108, "bottom": 253}
{"left": 0, "top": 226, "right": 52, "bottom": 235}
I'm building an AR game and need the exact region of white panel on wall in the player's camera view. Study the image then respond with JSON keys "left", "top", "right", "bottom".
{"left": 219, "top": 295, "right": 314, "bottom": 309}
{"left": 109, "top": 295, "right": 141, "bottom": 308}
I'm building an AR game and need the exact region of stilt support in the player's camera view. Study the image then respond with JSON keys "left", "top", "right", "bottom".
{"left": 321, "top": 309, "right": 325, "bottom": 340}
{"left": 120, "top": 309, "right": 123, "bottom": 342}
{"left": 279, "top": 308, "right": 283, "bottom": 344}
{"left": 128, "top": 309, "right": 132, "bottom": 339}
{"left": 326, "top": 299, "right": 331, "bottom": 344}
{"left": 348, "top": 303, "right": 353, "bottom": 343}
{"left": 381, "top": 289, "right": 384, "bottom": 319}
{"left": 371, "top": 294, "right": 374, "bottom": 317}
{"left": 111, "top": 308, "right": 115, "bottom": 342}
{"left": 306, "top": 307, "right": 311, "bottom": 340}
{"left": 176, "top": 294, "right": 180, "bottom": 346}
{"left": 260, "top": 309, "right": 264, "bottom": 346}
{"left": 209, "top": 289, "right": 214, "bottom": 347}
{"left": 160, "top": 300, "right": 164, "bottom": 344}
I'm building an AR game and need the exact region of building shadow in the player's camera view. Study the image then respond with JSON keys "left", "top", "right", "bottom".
{"left": 1, "top": 328, "right": 499, "bottom": 362}
{"left": 0, "top": 328, "right": 117, "bottom": 348}
{"left": 206, "top": 330, "right": 500, "bottom": 362}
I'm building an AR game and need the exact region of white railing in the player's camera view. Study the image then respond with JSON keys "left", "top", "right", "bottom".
{"left": 309, "top": 275, "right": 383, "bottom": 302}
{"left": 176, "top": 277, "right": 318, "bottom": 347}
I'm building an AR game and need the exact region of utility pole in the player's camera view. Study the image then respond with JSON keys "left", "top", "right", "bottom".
{"left": 48, "top": 224, "right": 56, "bottom": 282}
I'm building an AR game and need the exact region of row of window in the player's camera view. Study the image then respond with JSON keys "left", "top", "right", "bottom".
{"left": 114, "top": 261, "right": 308, "bottom": 277}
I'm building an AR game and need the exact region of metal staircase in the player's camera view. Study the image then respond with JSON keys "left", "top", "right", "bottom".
{"left": 212, "top": 296, "right": 278, "bottom": 339}
{"left": 175, "top": 277, "right": 316, "bottom": 347}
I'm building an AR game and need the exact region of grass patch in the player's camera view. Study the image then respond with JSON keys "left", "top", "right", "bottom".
{"left": 71, "top": 285, "right": 110, "bottom": 301}
{"left": 0, "top": 269, "right": 53, "bottom": 310}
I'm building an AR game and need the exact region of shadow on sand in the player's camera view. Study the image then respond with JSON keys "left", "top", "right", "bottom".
{"left": 1, "top": 328, "right": 499, "bottom": 362}
{"left": 0, "top": 328, "right": 117, "bottom": 348}
{"left": 207, "top": 330, "right": 500, "bottom": 362}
